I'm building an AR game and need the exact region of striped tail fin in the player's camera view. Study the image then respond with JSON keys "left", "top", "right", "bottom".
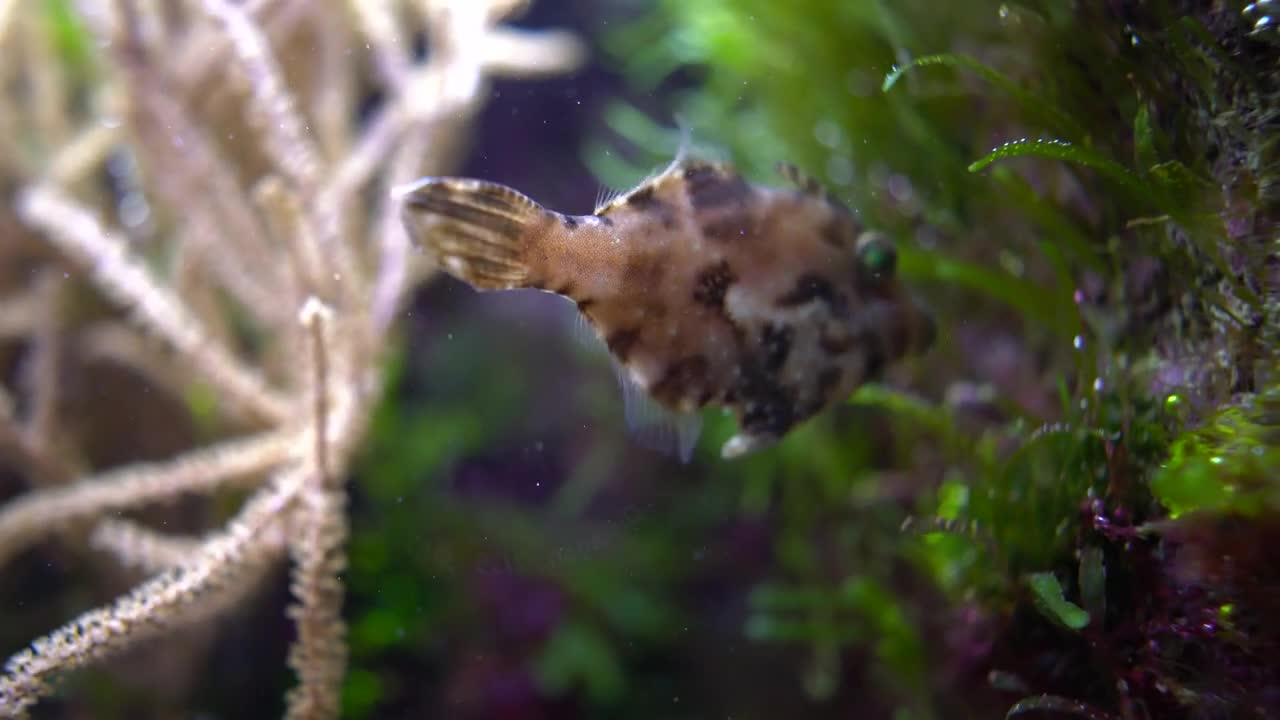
{"left": 396, "top": 177, "right": 546, "bottom": 290}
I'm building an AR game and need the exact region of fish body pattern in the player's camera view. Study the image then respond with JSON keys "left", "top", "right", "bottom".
{"left": 398, "top": 154, "right": 936, "bottom": 460}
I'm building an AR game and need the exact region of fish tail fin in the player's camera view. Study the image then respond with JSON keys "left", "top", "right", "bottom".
{"left": 396, "top": 177, "right": 546, "bottom": 290}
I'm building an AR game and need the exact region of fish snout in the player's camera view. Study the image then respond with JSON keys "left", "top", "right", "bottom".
{"left": 884, "top": 299, "right": 937, "bottom": 358}
{"left": 917, "top": 308, "right": 937, "bottom": 353}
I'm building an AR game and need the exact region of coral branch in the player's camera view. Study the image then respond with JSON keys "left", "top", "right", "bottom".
{"left": 0, "top": 471, "right": 301, "bottom": 719}
{"left": 0, "top": 0, "right": 587, "bottom": 714}
{"left": 196, "top": 0, "right": 323, "bottom": 194}
{"left": 89, "top": 519, "right": 206, "bottom": 573}
{"left": 15, "top": 185, "right": 292, "bottom": 424}
{"left": 0, "top": 431, "right": 292, "bottom": 569}
{"left": 283, "top": 298, "right": 347, "bottom": 719}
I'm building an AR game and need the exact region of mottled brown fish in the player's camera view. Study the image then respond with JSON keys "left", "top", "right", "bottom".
{"left": 396, "top": 151, "right": 936, "bottom": 461}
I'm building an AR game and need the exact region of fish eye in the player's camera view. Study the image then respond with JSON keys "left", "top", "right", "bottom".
{"left": 856, "top": 232, "right": 897, "bottom": 280}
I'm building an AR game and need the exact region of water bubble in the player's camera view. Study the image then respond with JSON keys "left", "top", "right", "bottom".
{"left": 118, "top": 192, "right": 150, "bottom": 229}
{"left": 887, "top": 174, "right": 914, "bottom": 204}
{"left": 845, "top": 68, "right": 874, "bottom": 97}
{"left": 997, "top": 250, "right": 1024, "bottom": 278}
{"left": 813, "top": 120, "right": 843, "bottom": 149}
{"left": 826, "top": 156, "right": 854, "bottom": 186}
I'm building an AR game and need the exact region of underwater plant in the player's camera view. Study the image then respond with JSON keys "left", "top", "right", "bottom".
{"left": 0, "top": 1, "right": 582, "bottom": 717}
{"left": 588, "top": 0, "right": 1279, "bottom": 717}
{"left": 0, "top": 0, "right": 1275, "bottom": 718}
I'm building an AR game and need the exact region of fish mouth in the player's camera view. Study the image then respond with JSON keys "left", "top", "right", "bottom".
{"left": 877, "top": 298, "right": 937, "bottom": 360}
{"left": 916, "top": 306, "right": 937, "bottom": 353}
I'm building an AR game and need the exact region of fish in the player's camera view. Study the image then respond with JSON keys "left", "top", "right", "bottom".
{"left": 395, "top": 149, "right": 936, "bottom": 461}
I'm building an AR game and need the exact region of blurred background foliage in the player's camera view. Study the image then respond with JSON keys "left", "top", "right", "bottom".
{"left": 5, "top": 0, "right": 1277, "bottom": 718}
{"left": 345, "top": 1, "right": 1279, "bottom": 718}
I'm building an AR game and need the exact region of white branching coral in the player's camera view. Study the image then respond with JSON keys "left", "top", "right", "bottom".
{"left": 0, "top": 0, "right": 584, "bottom": 717}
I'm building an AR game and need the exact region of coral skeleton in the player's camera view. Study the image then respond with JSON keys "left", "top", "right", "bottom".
{"left": 0, "top": 0, "right": 584, "bottom": 717}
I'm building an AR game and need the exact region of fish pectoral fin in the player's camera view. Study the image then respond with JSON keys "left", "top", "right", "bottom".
{"left": 721, "top": 431, "right": 778, "bottom": 460}
{"left": 397, "top": 176, "right": 544, "bottom": 290}
{"left": 568, "top": 302, "right": 609, "bottom": 358}
{"left": 775, "top": 162, "right": 826, "bottom": 198}
{"left": 613, "top": 362, "right": 702, "bottom": 464}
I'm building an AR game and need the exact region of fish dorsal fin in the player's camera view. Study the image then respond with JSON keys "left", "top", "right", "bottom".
{"left": 593, "top": 184, "right": 628, "bottom": 215}
{"left": 613, "top": 362, "right": 702, "bottom": 464}
{"left": 658, "top": 113, "right": 696, "bottom": 177}
{"left": 595, "top": 118, "right": 736, "bottom": 218}
{"left": 776, "top": 162, "right": 826, "bottom": 198}
{"left": 655, "top": 119, "right": 736, "bottom": 186}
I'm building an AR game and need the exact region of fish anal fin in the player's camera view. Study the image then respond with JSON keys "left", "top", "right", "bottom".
{"left": 721, "top": 431, "right": 778, "bottom": 459}
{"left": 614, "top": 362, "right": 702, "bottom": 463}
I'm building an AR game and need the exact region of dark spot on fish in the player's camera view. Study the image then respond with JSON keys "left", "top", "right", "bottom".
{"left": 682, "top": 163, "right": 717, "bottom": 181}
{"left": 776, "top": 273, "right": 848, "bottom": 314}
{"left": 651, "top": 355, "right": 710, "bottom": 405}
{"left": 859, "top": 330, "right": 887, "bottom": 380}
{"left": 760, "top": 323, "right": 793, "bottom": 372}
{"left": 777, "top": 162, "right": 824, "bottom": 196}
{"left": 626, "top": 185, "right": 658, "bottom": 208}
{"left": 560, "top": 214, "right": 579, "bottom": 230}
{"left": 863, "top": 349, "right": 886, "bottom": 381}
{"left": 692, "top": 260, "right": 736, "bottom": 308}
{"left": 821, "top": 217, "right": 849, "bottom": 248}
{"left": 684, "top": 165, "right": 752, "bottom": 211}
{"left": 816, "top": 366, "right": 842, "bottom": 396}
{"left": 826, "top": 195, "right": 855, "bottom": 217}
{"left": 701, "top": 212, "right": 756, "bottom": 242}
{"left": 627, "top": 185, "right": 677, "bottom": 228}
{"left": 624, "top": 252, "right": 665, "bottom": 289}
{"left": 606, "top": 327, "right": 641, "bottom": 362}
{"left": 735, "top": 362, "right": 796, "bottom": 437}
{"left": 818, "top": 327, "right": 855, "bottom": 355}
{"left": 796, "top": 366, "right": 843, "bottom": 419}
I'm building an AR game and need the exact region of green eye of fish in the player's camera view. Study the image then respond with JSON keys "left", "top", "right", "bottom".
{"left": 856, "top": 232, "right": 897, "bottom": 279}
